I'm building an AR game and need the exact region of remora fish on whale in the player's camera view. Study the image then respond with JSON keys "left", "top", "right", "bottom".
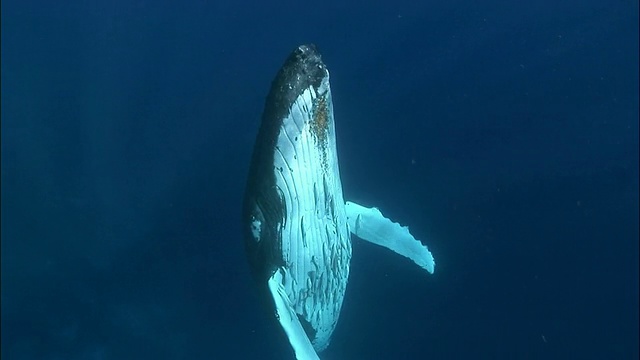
{"left": 242, "top": 44, "right": 435, "bottom": 360}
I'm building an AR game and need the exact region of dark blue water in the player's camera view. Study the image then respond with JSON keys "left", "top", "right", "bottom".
{"left": 2, "top": 1, "right": 638, "bottom": 359}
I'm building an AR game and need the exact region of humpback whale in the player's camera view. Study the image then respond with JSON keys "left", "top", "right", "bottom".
{"left": 242, "top": 44, "right": 435, "bottom": 360}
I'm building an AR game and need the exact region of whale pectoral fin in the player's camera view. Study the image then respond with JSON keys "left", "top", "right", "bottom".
{"left": 267, "top": 268, "right": 321, "bottom": 360}
{"left": 345, "top": 201, "right": 435, "bottom": 274}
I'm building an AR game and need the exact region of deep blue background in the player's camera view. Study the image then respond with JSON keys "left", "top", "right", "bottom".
{"left": 2, "top": 0, "right": 638, "bottom": 359}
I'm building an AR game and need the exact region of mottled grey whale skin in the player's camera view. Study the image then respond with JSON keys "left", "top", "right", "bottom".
{"left": 242, "top": 44, "right": 435, "bottom": 360}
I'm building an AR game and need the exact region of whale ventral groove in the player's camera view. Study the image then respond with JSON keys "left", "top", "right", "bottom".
{"left": 243, "top": 44, "right": 327, "bottom": 284}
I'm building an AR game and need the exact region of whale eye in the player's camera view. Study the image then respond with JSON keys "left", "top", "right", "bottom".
{"left": 250, "top": 207, "right": 265, "bottom": 242}
{"left": 250, "top": 216, "right": 262, "bottom": 242}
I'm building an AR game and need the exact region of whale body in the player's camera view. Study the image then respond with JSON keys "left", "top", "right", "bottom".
{"left": 242, "top": 44, "right": 435, "bottom": 360}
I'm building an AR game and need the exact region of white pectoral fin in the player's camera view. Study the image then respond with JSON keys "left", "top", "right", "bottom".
{"left": 267, "top": 268, "right": 320, "bottom": 360}
{"left": 345, "top": 201, "right": 435, "bottom": 274}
